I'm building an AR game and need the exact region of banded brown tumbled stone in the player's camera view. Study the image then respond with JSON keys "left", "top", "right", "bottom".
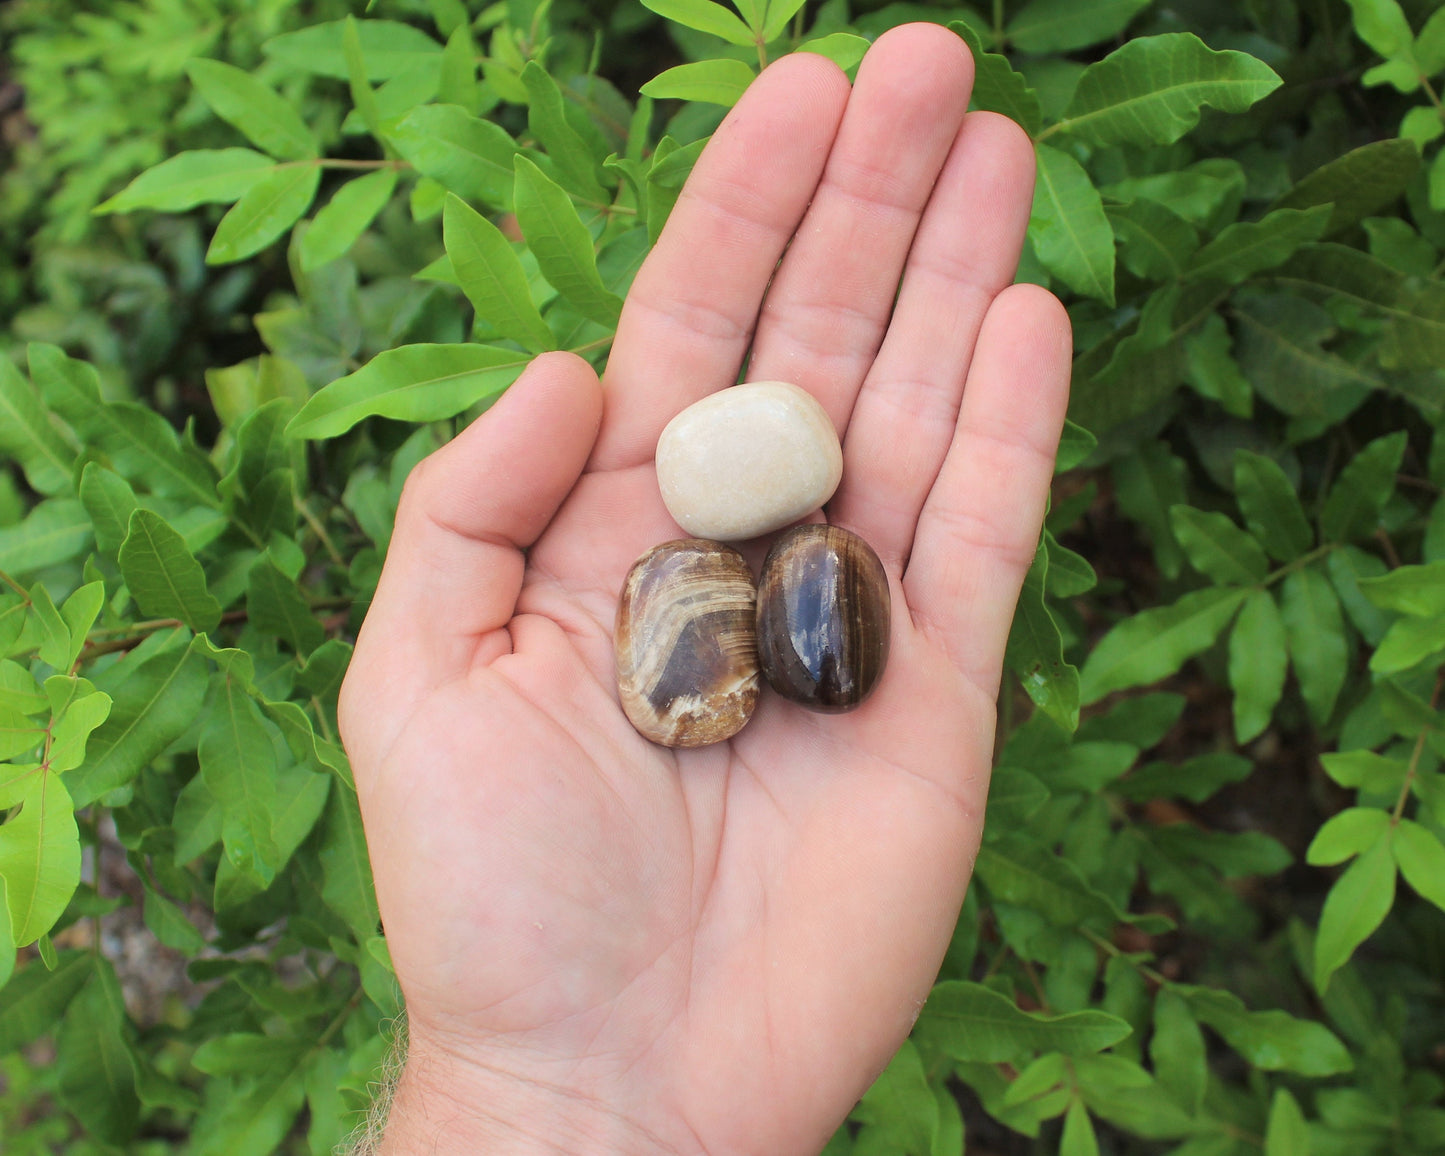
{"left": 756, "top": 524, "right": 890, "bottom": 712}
{"left": 615, "top": 539, "right": 760, "bottom": 748}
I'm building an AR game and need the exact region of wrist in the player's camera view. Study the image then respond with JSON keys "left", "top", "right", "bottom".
{"left": 377, "top": 1034, "right": 691, "bottom": 1156}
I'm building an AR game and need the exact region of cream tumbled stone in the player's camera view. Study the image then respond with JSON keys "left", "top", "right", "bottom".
{"left": 655, "top": 381, "right": 843, "bottom": 541}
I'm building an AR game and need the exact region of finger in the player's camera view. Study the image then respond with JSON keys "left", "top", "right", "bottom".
{"left": 591, "top": 52, "right": 850, "bottom": 471}
{"left": 830, "top": 112, "right": 1036, "bottom": 568}
{"left": 745, "top": 24, "right": 974, "bottom": 430}
{"left": 341, "top": 353, "right": 603, "bottom": 760}
{"left": 903, "top": 283, "right": 1071, "bottom": 693}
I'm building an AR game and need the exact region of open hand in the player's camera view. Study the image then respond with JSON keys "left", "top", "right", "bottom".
{"left": 340, "top": 23, "right": 1071, "bottom": 1154}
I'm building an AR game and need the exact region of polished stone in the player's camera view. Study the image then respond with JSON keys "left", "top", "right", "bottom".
{"left": 655, "top": 381, "right": 843, "bottom": 541}
{"left": 615, "top": 539, "right": 760, "bottom": 748}
{"left": 756, "top": 525, "right": 890, "bottom": 712}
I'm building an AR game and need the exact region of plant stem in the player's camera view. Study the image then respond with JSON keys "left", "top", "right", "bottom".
{"left": 296, "top": 497, "right": 346, "bottom": 567}
{"left": 0, "top": 568, "right": 29, "bottom": 598}
{"left": 1262, "top": 543, "right": 1336, "bottom": 588}
{"left": 1080, "top": 926, "right": 1171, "bottom": 988}
{"left": 1392, "top": 668, "right": 1444, "bottom": 823}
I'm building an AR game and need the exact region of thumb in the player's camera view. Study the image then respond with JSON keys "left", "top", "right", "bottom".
{"left": 340, "top": 352, "right": 603, "bottom": 767}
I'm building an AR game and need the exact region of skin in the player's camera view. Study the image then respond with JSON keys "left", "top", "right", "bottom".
{"left": 339, "top": 24, "right": 1072, "bottom": 1156}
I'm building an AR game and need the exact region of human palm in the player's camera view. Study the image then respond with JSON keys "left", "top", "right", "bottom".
{"left": 339, "top": 23, "right": 1071, "bottom": 1156}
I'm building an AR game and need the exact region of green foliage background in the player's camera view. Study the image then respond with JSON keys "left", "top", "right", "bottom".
{"left": 2, "top": 0, "right": 1445, "bottom": 1151}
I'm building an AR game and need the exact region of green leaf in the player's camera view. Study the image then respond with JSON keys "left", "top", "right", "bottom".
{"left": 195, "top": 1032, "right": 311, "bottom": 1077}
{"left": 0, "top": 358, "right": 75, "bottom": 497}
{"left": 1271, "top": 139, "right": 1421, "bottom": 236}
{"left": 186, "top": 59, "right": 319, "bottom": 161}
{"left": 343, "top": 16, "right": 384, "bottom": 136}
{"left": 48, "top": 686, "right": 112, "bottom": 774}
{"left": 0, "top": 499, "right": 92, "bottom": 578}
{"left": 0, "top": 712, "right": 44, "bottom": 763}
{"left": 1032, "top": 144, "right": 1115, "bottom": 306}
{"left": 440, "top": 23, "right": 482, "bottom": 114}
{"left": 638, "top": 0, "right": 756, "bottom": 45}
{"left": 263, "top": 19, "right": 443, "bottom": 81}
{"left": 247, "top": 556, "right": 324, "bottom": 656}
{"left": 199, "top": 675, "right": 280, "bottom": 886}
{"left": 172, "top": 773, "right": 222, "bottom": 865}
{"left": 916, "top": 980, "right": 1132, "bottom": 1063}
{"left": 1108, "top": 199, "right": 1199, "bottom": 281}
{"left": 1320, "top": 430, "right": 1407, "bottom": 543}
{"left": 1342, "top": 0, "right": 1416, "bottom": 62}
{"left": 78, "top": 465, "right": 139, "bottom": 555}
{"left": 520, "top": 63, "right": 607, "bottom": 200}
{"left": 1151, "top": 989, "right": 1206, "bottom": 1115}
{"left": 55, "top": 960, "right": 140, "bottom": 1144}
{"left": 1320, "top": 750, "right": 1407, "bottom": 791}
{"left": 1086, "top": 710, "right": 1215, "bottom": 768}
{"left": 761, "top": 0, "right": 809, "bottom": 41}
{"left": 1004, "top": 547, "right": 1080, "bottom": 732}
{"left": 1183, "top": 313, "right": 1251, "bottom": 417}
{"left": 0, "top": 770, "right": 80, "bottom": 946}
{"left": 974, "top": 833, "right": 1119, "bottom": 926}
{"left": 68, "top": 642, "right": 207, "bottom": 808}
{"left": 1265, "top": 1088, "right": 1310, "bottom": 1156}
{"left": 854, "top": 1040, "right": 938, "bottom": 1156}
{"left": 1393, "top": 819, "right": 1445, "bottom": 911}
{"left": 1234, "top": 451, "right": 1312, "bottom": 562}
{"left": 1314, "top": 834, "right": 1395, "bottom": 993}
{"left": 514, "top": 156, "right": 624, "bottom": 327}
{"left": 797, "top": 33, "right": 871, "bottom": 72}
{"left": 1008, "top": 0, "right": 1150, "bottom": 53}
{"left": 985, "top": 765, "right": 1051, "bottom": 827}
{"left": 1307, "top": 807, "right": 1391, "bottom": 866}
{"left": 1051, "top": 34, "right": 1281, "bottom": 149}
{"left": 1232, "top": 292, "right": 1375, "bottom": 419}
{"left": 190, "top": 1052, "right": 309, "bottom": 1155}
{"left": 387, "top": 104, "right": 519, "bottom": 209}
{"left": 30, "top": 345, "right": 220, "bottom": 506}
{"left": 31, "top": 584, "right": 70, "bottom": 672}
{"left": 443, "top": 195, "right": 557, "bottom": 353}
{"left": 1370, "top": 614, "right": 1445, "bottom": 673}
{"left": 949, "top": 21, "right": 1042, "bottom": 135}
{"left": 1081, "top": 586, "right": 1247, "bottom": 704}
{"left": 1273, "top": 243, "right": 1445, "bottom": 372}
{"left": 118, "top": 510, "right": 222, "bottom": 633}
{"left": 142, "top": 882, "right": 205, "bottom": 953}
{"left": 1169, "top": 505, "right": 1268, "bottom": 585}
{"left": 96, "top": 148, "right": 278, "bottom": 214}
{"left": 1060, "top": 1100, "right": 1099, "bottom": 1156}
{"left": 58, "top": 583, "right": 104, "bottom": 673}
{"left": 1280, "top": 568, "right": 1347, "bottom": 727}
{"left": 0, "top": 950, "right": 91, "bottom": 1049}
{"left": 319, "top": 785, "right": 379, "bottom": 943}
{"left": 0, "top": 661, "right": 47, "bottom": 717}
{"left": 288, "top": 343, "right": 530, "bottom": 439}
{"left": 1228, "top": 589, "right": 1287, "bottom": 743}
{"left": 1043, "top": 532, "right": 1096, "bottom": 597}
{"left": 1358, "top": 561, "right": 1445, "bottom": 616}
{"left": 299, "top": 169, "right": 398, "bottom": 273}
{"left": 1185, "top": 206, "right": 1330, "bottom": 285}
{"left": 641, "top": 59, "right": 756, "bottom": 107}
{"left": 0, "top": 876, "right": 11, "bottom": 990}
{"left": 1113, "top": 441, "right": 1187, "bottom": 579}
{"left": 207, "top": 164, "right": 321, "bottom": 264}
{"left": 1179, "top": 986, "right": 1353, "bottom": 1075}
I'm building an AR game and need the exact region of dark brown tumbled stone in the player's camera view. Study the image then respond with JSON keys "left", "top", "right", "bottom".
{"left": 756, "top": 525, "right": 890, "bottom": 712}
{"left": 615, "top": 539, "right": 760, "bottom": 748}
